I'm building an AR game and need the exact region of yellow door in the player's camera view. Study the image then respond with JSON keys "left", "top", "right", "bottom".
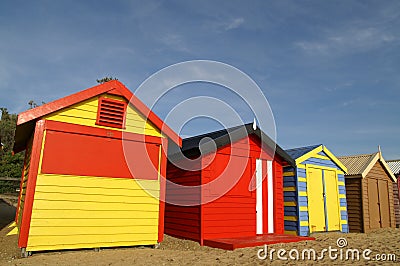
{"left": 306, "top": 168, "right": 326, "bottom": 233}
{"left": 324, "top": 170, "right": 340, "bottom": 231}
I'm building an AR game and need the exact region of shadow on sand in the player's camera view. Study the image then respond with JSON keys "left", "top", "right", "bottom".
{"left": 0, "top": 199, "right": 16, "bottom": 230}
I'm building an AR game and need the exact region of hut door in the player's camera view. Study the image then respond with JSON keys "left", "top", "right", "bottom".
{"left": 324, "top": 170, "right": 341, "bottom": 231}
{"left": 368, "top": 179, "right": 390, "bottom": 228}
{"left": 378, "top": 180, "right": 390, "bottom": 228}
{"left": 256, "top": 159, "right": 274, "bottom": 235}
{"left": 266, "top": 160, "right": 274, "bottom": 233}
{"left": 307, "top": 168, "right": 326, "bottom": 233}
{"left": 256, "top": 159, "right": 263, "bottom": 235}
{"left": 368, "top": 179, "right": 381, "bottom": 228}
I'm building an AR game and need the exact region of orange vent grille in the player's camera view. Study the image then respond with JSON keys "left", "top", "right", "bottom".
{"left": 96, "top": 97, "right": 127, "bottom": 129}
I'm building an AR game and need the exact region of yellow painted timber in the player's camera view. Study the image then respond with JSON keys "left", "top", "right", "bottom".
{"left": 341, "top": 219, "right": 348, "bottom": 224}
{"left": 28, "top": 173, "right": 160, "bottom": 250}
{"left": 8, "top": 222, "right": 16, "bottom": 228}
{"left": 324, "top": 170, "right": 341, "bottom": 231}
{"left": 313, "top": 154, "right": 330, "bottom": 160}
{"left": 339, "top": 194, "right": 346, "bottom": 199}
{"left": 36, "top": 174, "right": 160, "bottom": 191}
{"left": 43, "top": 94, "right": 163, "bottom": 137}
{"left": 300, "top": 206, "right": 308, "bottom": 212}
{"left": 284, "top": 230, "right": 297, "bottom": 236}
{"left": 294, "top": 145, "right": 347, "bottom": 173}
{"left": 300, "top": 221, "right": 309, "bottom": 226}
{"left": 299, "top": 191, "right": 307, "bottom": 196}
{"left": 338, "top": 181, "right": 345, "bottom": 186}
{"left": 284, "top": 202, "right": 296, "bottom": 207}
{"left": 295, "top": 145, "right": 323, "bottom": 165}
{"left": 29, "top": 225, "right": 158, "bottom": 236}
{"left": 299, "top": 163, "right": 344, "bottom": 174}
{"left": 27, "top": 234, "right": 157, "bottom": 251}
{"left": 34, "top": 186, "right": 159, "bottom": 199}
{"left": 322, "top": 146, "right": 347, "bottom": 173}
{"left": 32, "top": 199, "right": 159, "bottom": 211}
{"left": 340, "top": 206, "right": 347, "bottom": 211}
{"left": 26, "top": 240, "right": 157, "bottom": 252}
{"left": 30, "top": 209, "right": 158, "bottom": 220}
{"left": 283, "top": 187, "right": 296, "bottom": 192}
{"left": 306, "top": 167, "right": 326, "bottom": 233}
{"left": 33, "top": 191, "right": 159, "bottom": 204}
{"left": 30, "top": 218, "right": 158, "bottom": 227}
{"left": 284, "top": 216, "right": 297, "bottom": 221}
{"left": 298, "top": 177, "right": 307, "bottom": 182}
{"left": 6, "top": 227, "right": 18, "bottom": 236}
{"left": 283, "top": 171, "right": 295, "bottom": 176}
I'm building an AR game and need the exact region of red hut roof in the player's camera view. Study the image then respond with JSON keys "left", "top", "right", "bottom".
{"left": 13, "top": 80, "right": 182, "bottom": 152}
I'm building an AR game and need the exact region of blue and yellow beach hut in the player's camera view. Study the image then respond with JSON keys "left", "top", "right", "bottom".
{"left": 283, "top": 145, "right": 349, "bottom": 236}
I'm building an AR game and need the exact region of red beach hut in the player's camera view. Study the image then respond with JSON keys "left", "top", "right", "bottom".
{"left": 165, "top": 124, "right": 313, "bottom": 250}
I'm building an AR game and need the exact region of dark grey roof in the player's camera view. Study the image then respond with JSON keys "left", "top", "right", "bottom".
{"left": 169, "top": 123, "right": 294, "bottom": 165}
{"left": 285, "top": 144, "right": 322, "bottom": 160}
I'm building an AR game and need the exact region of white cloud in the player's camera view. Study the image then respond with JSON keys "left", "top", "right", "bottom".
{"left": 159, "top": 33, "right": 190, "bottom": 52}
{"left": 295, "top": 25, "right": 398, "bottom": 55}
{"left": 225, "top": 17, "right": 244, "bottom": 30}
{"left": 204, "top": 17, "right": 245, "bottom": 33}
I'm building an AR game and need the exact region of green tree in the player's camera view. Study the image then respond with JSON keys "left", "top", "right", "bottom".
{"left": 96, "top": 76, "right": 118, "bottom": 84}
{"left": 0, "top": 108, "right": 24, "bottom": 194}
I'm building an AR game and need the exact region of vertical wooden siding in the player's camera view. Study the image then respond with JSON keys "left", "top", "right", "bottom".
{"left": 345, "top": 178, "right": 363, "bottom": 232}
{"left": 273, "top": 160, "right": 284, "bottom": 234}
{"left": 165, "top": 161, "right": 201, "bottom": 242}
{"left": 202, "top": 153, "right": 256, "bottom": 240}
{"left": 393, "top": 182, "right": 400, "bottom": 227}
{"left": 364, "top": 161, "right": 396, "bottom": 232}
{"left": 201, "top": 136, "right": 278, "bottom": 240}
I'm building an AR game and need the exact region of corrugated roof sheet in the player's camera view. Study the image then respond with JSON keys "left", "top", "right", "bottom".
{"left": 338, "top": 153, "right": 378, "bottom": 176}
{"left": 285, "top": 144, "right": 321, "bottom": 160}
{"left": 387, "top": 160, "right": 400, "bottom": 175}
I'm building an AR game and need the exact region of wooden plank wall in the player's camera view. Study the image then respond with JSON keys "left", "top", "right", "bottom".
{"left": 273, "top": 160, "right": 285, "bottom": 234}
{"left": 16, "top": 137, "right": 33, "bottom": 229}
{"left": 283, "top": 166, "right": 298, "bottom": 235}
{"left": 364, "top": 161, "right": 396, "bottom": 231}
{"left": 201, "top": 135, "right": 279, "bottom": 240}
{"left": 28, "top": 174, "right": 160, "bottom": 251}
{"left": 44, "top": 94, "right": 162, "bottom": 138}
{"left": 393, "top": 182, "right": 400, "bottom": 227}
{"left": 345, "top": 178, "right": 363, "bottom": 232}
{"left": 284, "top": 150, "right": 348, "bottom": 236}
{"left": 165, "top": 161, "right": 201, "bottom": 242}
{"left": 23, "top": 93, "right": 166, "bottom": 251}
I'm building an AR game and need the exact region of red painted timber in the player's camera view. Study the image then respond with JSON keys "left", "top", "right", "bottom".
{"left": 18, "top": 120, "right": 45, "bottom": 248}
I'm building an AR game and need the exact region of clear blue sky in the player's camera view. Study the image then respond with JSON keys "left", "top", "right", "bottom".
{"left": 1, "top": 0, "right": 399, "bottom": 159}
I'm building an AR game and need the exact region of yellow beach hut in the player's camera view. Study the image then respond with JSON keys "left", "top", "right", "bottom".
{"left": 13, "top": 80, "right": 181, "bottom": 256}
{"left": 283, "top": 145, "right": 349, "bottom": 236}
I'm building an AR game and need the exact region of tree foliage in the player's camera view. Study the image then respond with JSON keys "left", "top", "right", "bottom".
{"left": 96, "top": 76, "right": 118, "bottom": 84}
{"left": 0, "top": 108, "right": 24, "bottom": 194}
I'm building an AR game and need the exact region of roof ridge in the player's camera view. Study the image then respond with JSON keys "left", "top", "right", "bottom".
{"left": 183, "top": 123, "right": 249, "bottom": 141}
{"left": 337, "top": 152, "right": 378, "bottom": 159}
